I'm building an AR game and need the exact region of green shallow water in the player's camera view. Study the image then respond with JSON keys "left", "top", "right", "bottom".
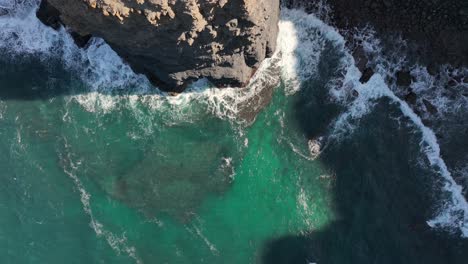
{"left": 2, "top": 56, "right": 468, "bottom": 264}
{"left": 1, "top": 4, "right": 468, "bottom": 264}
{"left": 0, "top": 56, "right": 336, "bottom": 263}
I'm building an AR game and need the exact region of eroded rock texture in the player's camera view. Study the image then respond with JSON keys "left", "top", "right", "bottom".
{"left": 284, "top": 0, "right": 468, "bottom": 68}
{"left": 38, "top": 0, "right": 280, "bottom": 91}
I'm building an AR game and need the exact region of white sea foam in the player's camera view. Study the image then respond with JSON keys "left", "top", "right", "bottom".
{"left": 2, "top": 0, "right": 467, "bottom": 238}
{"left": 0, "top": 0, "right": 151, "bottom": 91}
{"left": 185, "top": 219, "right": 219, "bottom": 255}
{"left": 60, "top": 138, "right": 142, "bottom": 263}
{"left": 0, "top": 0, "right": 14, "bottom": 9}
{"left": 330, "top": 73, "right": 387, "bottom": 137}
{"left": 282, "top": 7, "right": 468, "bottom": 236}
{"left": 284, "top": 0, "right": 332, "bottom": 23}
{"left": 410, "top": 65, "right": 468, "bottom": 117}
{"left": 0, "top": 2, "right": 345, "bottom": 122}
{"left": 277, "top": 9, "right": 350, "bottom": 94}
{"left": 351, "top": 25, "right": 468, "bottom": 119}
{"left": 352, "top": 27, "right": 408, "bottom": 78}
{"left": 0, "top": 0, "right": 284, "bottom": 123}
{"left": 297, "top": 186, "right": 318, "bottom": 231}
{"left": 330, "top": 72, "right": 468, "bottom": 237}
{"left": 288, "top": 9, "right": 468, "bottom": 236}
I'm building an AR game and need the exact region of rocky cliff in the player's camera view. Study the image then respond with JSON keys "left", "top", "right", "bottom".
{"left": 37, "top": 0, "right": 279, "bottom": 91}
{"left": 284, "top": 0, "right": 468, "bottom": 68}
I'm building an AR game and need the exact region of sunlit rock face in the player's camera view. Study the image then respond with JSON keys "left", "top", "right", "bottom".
{"left": 37, "top": 0, "right": 280, "bottom": 91}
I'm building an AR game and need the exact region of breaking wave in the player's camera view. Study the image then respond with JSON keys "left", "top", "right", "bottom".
{"left": 1, "top": 0, "right": 467, "bottom": 240}
{"left": 279, "top": 8, "right": 468, "bottom": 237}
{"left": 0, "top": 0, "right": 280, "bottom": 123}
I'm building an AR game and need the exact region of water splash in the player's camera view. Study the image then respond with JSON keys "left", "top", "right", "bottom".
{"left": 1, "top": 0, "right": 467, "bottom": 239}
{"left": 330, "top": 72, "right": 468, "bottom": 237}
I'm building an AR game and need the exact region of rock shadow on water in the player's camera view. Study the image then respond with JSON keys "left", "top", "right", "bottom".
{"left": 261, "top": 15, "right": 468, "bottom": 262}
{"left": 0, "top": 53, "right": 163, "bottom": 100}
{"left": 111, "top": 139, "right": 238, "bottom": 223}
{"left": 63, "top": 114, "right": 245, "bottom": 224}
{"left": 0, "top": 55, "right": 77, "bottom": 100}
{"left": 262, "top": 97, "right": 468, "bottom": 263}
{"left": 292, "top": 40, "right": 345, "bottom": 141}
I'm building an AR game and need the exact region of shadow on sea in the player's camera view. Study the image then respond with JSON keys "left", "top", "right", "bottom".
{"left": 261, "top": 20, "right": 468, "bottom": 264}
{"left": 3, "top": 14, "right": 468, "bottom": 263}
{"left": 262, "top": 101, "right": 468, "bottom": 263}
{"left": 0, "top": 52, "right": 240, "bottom": 224}
{"left": 0, "top": 53, "right": 161, "bottom": 100}
{"left": 0, "top": 54, "right": 80, "bottom": 100}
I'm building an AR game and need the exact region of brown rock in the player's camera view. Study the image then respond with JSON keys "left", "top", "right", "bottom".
{"left": 37, "top": 0, "right": 280, "bottom": 91}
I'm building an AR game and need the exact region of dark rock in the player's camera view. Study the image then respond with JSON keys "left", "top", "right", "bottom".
{"left": 36, "top": 0, "right": 62, "bottom": 30}
{"left": 427, "top": 63, "right": 439, "bottom": 76}
{"left": 0, "top": 8, "right": 8, "bottom": 16}
{"left": 352, "top": 46, "right": 368, "bottom": 72}
{"left": 359, "top": 67, "right": 374, "bottom": 83}
{"left": 435, "top": 132, "right": 444, "bottom": 139}
{"left": 447, "top": 79, "right": 458, "bottom": 87}
{"left": 38, "top": 0, "right": 280, "bottom": 91}
{"left": 404, "top": 91, "right": 417, "bottom": 105}
{"left": 452, "top": 74, "right": 463, "bottom": 84}
{"left": 423, "top": 99, "right": 438, "bottom": 114}
{"left": 69, "top": 32, "right": 92, "bottom": 49}
{"left": 421, "top": 118, "right": 433, "bottom": 127}
{"left": 283, "top": 0, "right": 468, "bottom": 68}
{"left": 36, "top": 0, "right": 91, "bottom": 49}
{"left": 352, "top": 89, "right": 359, "bottom": 97}
{"left": 396, "top": 70, "right": 412, "bottom": 86}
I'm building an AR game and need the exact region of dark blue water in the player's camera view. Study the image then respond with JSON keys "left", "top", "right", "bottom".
{"left": 0, "top": 2, "right": 467, "bottom": 263}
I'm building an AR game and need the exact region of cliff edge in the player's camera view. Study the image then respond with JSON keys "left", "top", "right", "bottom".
{"left": 37, "top": 0, "right": 280, "bottom": 91}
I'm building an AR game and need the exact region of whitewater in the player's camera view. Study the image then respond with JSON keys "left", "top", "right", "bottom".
{"left": 1, "top": 1, "right": 467, "bottom": 263}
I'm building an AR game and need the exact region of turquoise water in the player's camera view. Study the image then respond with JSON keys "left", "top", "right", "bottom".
{"left": 1, "top": 2, "right": 468, "bottom": 264}
{"left": 0, "top": 57, "right": 334, "bottom": 263}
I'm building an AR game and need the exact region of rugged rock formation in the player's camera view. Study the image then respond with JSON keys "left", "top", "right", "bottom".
{"left": 284, "top": 0, "right": 468, "bottom": 68}
{"left": 284, "top": 0, "right": 468, "bottom": 203}
{"left": 38, "top": 0, "right": 280, "bottom": 91}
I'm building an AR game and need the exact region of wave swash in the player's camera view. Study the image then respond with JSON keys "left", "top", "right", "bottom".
{"left": 0, "top": 3, "right": 467, "bottom": 262}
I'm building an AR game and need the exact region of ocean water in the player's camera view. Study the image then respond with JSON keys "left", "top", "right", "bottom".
{"left": 0, "top": 1, "right": 468, "bottom": 263}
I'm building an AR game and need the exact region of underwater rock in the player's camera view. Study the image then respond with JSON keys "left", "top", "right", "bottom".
{"left": 359, "top": 67, "right": 374, "bottom": 83}
{"left": 422, "top": 99, "right": 438, "bottom": 115}
{"left": 396, "top": 70, "right": 412, "bottom": 86}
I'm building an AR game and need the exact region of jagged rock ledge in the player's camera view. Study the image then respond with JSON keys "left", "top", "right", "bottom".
{"left": 284, "top": 0, "right": 468, "bottom": 115}
{"left": 284, "top": 0, "right": 468, "bottom": 68}
{"left": 37, "top": 0, "right": 280, "bottom": 92}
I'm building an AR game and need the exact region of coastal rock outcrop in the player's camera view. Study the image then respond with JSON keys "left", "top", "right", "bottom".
{"left": 284, "top": 0, "right": 468, "bottom": 67}
{"left": 38, "top": 0, "right": 280, "bottom": 91}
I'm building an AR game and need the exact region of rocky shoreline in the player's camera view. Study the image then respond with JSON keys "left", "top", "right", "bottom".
{"left": 284, "top": 0, "right": 468, "bottom": 200}
{"left": 37, "top": 0, "right": 280, "bottom": 92}
{"left": 285, "top": 0, "right": 468, "bottom": 121}
{"left": 285, "top": 0, "right": 468, "bottom": 68}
